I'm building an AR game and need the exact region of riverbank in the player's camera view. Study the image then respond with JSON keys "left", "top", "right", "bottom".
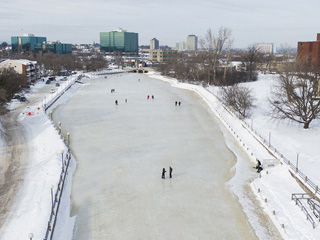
{"left": 0, "top": 71, "right": 318, "bottom": 239}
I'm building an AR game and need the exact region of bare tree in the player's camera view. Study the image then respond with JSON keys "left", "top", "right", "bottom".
{"left": 223, "top": 38, "right": 234, "bottom": 84}
{"left": 270, "top": 61, "right": 320, "bottom": 129}
{"left": 219, "top": 85, "right": 255, "bottom": 118}
{"left": 199, "top": 27, "right": 232, "bottom": 85}
{"left": 241, "top": 44, "right": 261, "bottom": 81}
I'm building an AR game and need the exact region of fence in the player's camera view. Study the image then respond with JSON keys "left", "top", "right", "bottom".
{"left": 44, "top": 75, "right": 82, "bottom": 112}
{"left": 292, "top": 193, "right": 316, "bottom": 229}
{"left": 209, "top": 89, "right": 320, "bottom": 197}
{"left": 44, "top": 149, "right": 72, "bottom": 240}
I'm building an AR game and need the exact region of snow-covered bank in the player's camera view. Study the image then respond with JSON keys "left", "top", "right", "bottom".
{"left": 148, "top": 72, "right": 320, "bottom": 239}
{"left": 0, "top": 75, "right": 85, "bottom": 239}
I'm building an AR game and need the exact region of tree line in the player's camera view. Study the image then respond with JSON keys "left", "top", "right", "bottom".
{"left": 156, "top": 27, "right": 320, "bottom": 129}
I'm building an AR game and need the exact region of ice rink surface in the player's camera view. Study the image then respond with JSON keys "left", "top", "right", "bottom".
{"left": 54, "top": 73, "right": 258, "bottom": 239}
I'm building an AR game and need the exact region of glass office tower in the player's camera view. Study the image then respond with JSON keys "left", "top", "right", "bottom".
{"left": 11, "top": 34, "right": 47, "bottom": 53}
{"left": 100, "top": 28, "right": 138, "bottom": 54}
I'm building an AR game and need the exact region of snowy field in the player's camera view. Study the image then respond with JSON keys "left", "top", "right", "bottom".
{"left": 0, "top": 71, "right": 319, "bottom": 239}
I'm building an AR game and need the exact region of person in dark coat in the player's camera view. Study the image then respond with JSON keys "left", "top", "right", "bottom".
{"left": 169, "top": 166, "right": 173, "bottom": 178}
{"left": 175, "top": 101, "right": 177, "bottom": 106}
{"left": 255, "top": 159, "right": 263, "bottom": 173}
{"left": 115, "top": 100, "right": 118, "bottom": 105}
{"left": 178, "top": 101, "right": 181, "bottom": 106}
{"left": 162, "top": 168, "right": 166, "bottom": 179}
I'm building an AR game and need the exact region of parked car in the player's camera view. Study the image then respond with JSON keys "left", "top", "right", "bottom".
{"left": 19, "top": 96, "right": 26, "bottom": 102}
{"left": 55, "top": 83, "right": 60, "bottom": 87}
{"left": 46, "top": 80, "right": 51, "bottom": 84}
{"left": 13, "top": 94, "right": 21, "bottom": 99}
{"left": 49, "top": 76, "right": 55, "bottom": 81}
{"left": 50, "top": 88, "right": 56, "bottom": 93}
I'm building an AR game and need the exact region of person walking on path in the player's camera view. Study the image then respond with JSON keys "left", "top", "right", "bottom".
{"left": 169, "top": 166, "right": 173, "bottom": 178}
{"left": 162, "top": 168, "right": 166, "bottom": 179}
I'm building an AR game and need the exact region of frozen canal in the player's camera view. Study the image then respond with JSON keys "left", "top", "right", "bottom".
{"left": 53, "top": 73, "right": 258, "bottom": 239}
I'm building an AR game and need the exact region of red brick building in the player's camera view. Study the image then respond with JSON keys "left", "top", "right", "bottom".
{"left": 297, "top": 33, "right": 320, "bottom": 67}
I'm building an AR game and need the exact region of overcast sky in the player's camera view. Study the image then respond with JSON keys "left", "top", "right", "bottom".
{"left": 1, "top": 0, "right": 320, "bottom": 49}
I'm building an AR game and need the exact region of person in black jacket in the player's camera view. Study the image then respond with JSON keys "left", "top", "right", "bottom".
{"left": 162, "top": 168, "right": 166, "bottom": 179}
{"left": 169, "top": 166, "right": 173, "bottom": 178}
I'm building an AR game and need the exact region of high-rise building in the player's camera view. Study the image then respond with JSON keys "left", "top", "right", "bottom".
{"left": 11, "top": 34, "right": 71, "bottom": 54}
{"left": 297, "top": 33, "right": 320, "bottom": 67}
{"left": 257, "top": 43, "right": 275, "bottom": 54}
{"left": 11, "top": 34, "right": 46, "bottom": 53}
{"left": 150, "top": 38, "right": 159, "bottom": 50}
{"left": 186, "top": 35, "right": 198, "bottom": 51}
{"left": 176, "top": 42, "right": 185, "bottom": 51}
{"left": 100, "top": 28, "right": 139, "bottom": 54}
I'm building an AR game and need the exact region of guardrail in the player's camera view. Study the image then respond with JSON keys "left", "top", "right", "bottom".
{"left": 292, "top": 193, "right": 316, "bottom": 229}
{"left": 210, "top": 89, "right": 320, "bottom": 197}
{"left": 44, "top": 75, "right": 82, "bottom": 112}
{"left": 44, "top": 150, "right": 71, "bottom": 240}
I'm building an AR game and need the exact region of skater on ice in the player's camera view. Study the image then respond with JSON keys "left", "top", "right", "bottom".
{"left": 152, "top": 95, "right": 154, "bottom": 99}
{"left": 169, "top": 166, "right": 173, "bottom": 178}
{"left": 175, "top": 101, "right": 177, "bottom": 106}
{"left": 115, "top": 100, "right": 118, "bottom": 105}
{"left": 162, "top": 168, "right": 166, "bottom": 179}
{"left": 178, "top": 101, "right": 181, "bottom": 106}
{"left": 147, "top": 95, "right": 150, "bottom": 99}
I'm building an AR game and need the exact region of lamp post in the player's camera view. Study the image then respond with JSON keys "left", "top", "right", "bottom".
{"left": 268, "top": 132, "right": 271, "bottom": 147}
{"left": 50, "top": 185, "right": 54, "bottom": 207}
{"left": 67, "top": 132, "right": 70, "bottom": 146}
{"left": 296, "top": 152, "right": 300, "bottom": 173}
{"left": 28, "top": 232, "right": 34, "bottom": 240}
{"left": 61, "top": 150, "right": 64, "bottom": 166}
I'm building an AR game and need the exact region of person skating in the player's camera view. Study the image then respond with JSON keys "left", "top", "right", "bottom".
{"left": 115, "top": 100, "right": 118, "bottom": 105}
{"left": 178, "top": 101, "right": 181, "bottom": 106}
{"left": 175, "top": 101, "right": 177, "bottom": 106}
{"left": 169, "top": 166, "right": 173, "bottom": 178}
{"left": 162, "top": 168, "right": 166, "bottom": 179}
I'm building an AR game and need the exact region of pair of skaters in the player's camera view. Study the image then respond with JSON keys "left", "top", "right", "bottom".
{"left": 162, "top": 166, "right": 173, "bottom": 179}
{"left": 147, "top": 95, "right": 154, "bottom": 99}
{"left": 175, "top": 101, "right": 181, "bottom": 106}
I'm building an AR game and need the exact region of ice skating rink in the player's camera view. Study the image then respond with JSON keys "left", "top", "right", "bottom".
{"left": 54, "top": 73, "right": 258, "bottom": 239}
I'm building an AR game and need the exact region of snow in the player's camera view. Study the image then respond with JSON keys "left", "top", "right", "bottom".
{"left": 0, "top": 70, "right": 319, "bottom": 239}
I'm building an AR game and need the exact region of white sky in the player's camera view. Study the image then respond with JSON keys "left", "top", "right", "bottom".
{"left": 1, "top": 0, "right": 320, "bottom": 48}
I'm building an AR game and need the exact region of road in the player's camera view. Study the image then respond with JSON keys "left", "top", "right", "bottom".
{"left": 0, "top": 82, "right": 53, "bottom": 230}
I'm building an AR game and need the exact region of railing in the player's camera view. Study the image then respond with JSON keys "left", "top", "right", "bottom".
{"left": 292, "top": 193, "right": 316, "bottom": 229}
{"left": 44, "top": 75, "right": 81, "bottom": 112}
{"left": 44, "top": 149, "right": 72, "bottom": 240}
{"left": 210, "top": 89, "right": 320, "bottom": 197}
{"left": 308, "top": 199, "right": 320, "bottom": 221}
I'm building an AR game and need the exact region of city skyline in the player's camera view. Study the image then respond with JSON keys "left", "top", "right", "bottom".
{"left": 1, "top": 0, "right": 320, "bottom": 49}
